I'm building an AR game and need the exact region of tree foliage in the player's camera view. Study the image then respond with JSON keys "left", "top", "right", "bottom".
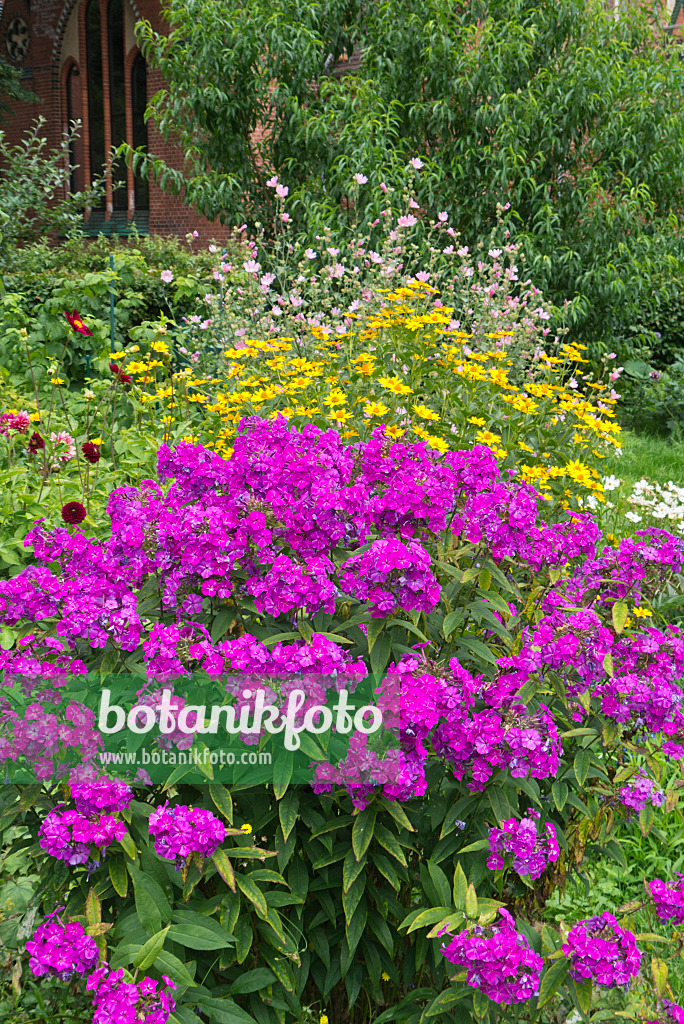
{"left": 131, "top": 0, "right": 684, "bottom": 349}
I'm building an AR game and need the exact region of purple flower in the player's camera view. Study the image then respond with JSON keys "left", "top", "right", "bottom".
{"left": 87, "top": 967, "right": 176, "bottom": 1024}
{"left": 649, "top": 876, "right": 684, "bottom": 925}
{"left": 26, "top": 917, "right": 99, "bottom": 980}
{"left": 148, "top": 803, "right": 225, "bottom": 865}
{"left": 441, "top": 909, "right": 543, "bottom": 1005}
{"left": 487, "top": 811, "right": 560, "bottom": 880}
{"left": 562, "top": 913, "right": 641, "bottom": 989}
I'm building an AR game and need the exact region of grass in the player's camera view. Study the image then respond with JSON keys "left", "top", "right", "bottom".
{"left": 602, "top": 430, "right": 684, "bottom": 490}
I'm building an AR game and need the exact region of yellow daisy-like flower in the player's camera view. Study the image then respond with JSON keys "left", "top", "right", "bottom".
{"left": 378, "top": 375, "right": 413, "bottom": 395}
{"left": 152, "top": 340, "right": 170, "bottom": 354}
{"left": 320, "top": 1016, "right": 329, "bottom": 1024}
{"left": 241, "top": 823, "right": 253, "bottom": 834}
{"left": 468, "top": 416, "right": 486, "bottom": 427}
{"left": 364, "top": 401, "right": 390, "bottom": 417}
{"left": 412, "top": 403, "right": 439, "bottom": 421}
{"left": 50, "top": 377, "right": 65, "bottom": 385}
{"left": 381, "top": 972, "right": 390, "bottom": 982}
{"left": 632, "top": 607, "right": 653, "bottom": 618}
{"left": 385, "top": 424, "right": 405, "bottom": 438}
{"left": 475, "top": 430, "right": 501, "bottom": 445}
{"left": 423, "top": 434, "right": 449, "bottom": 453}
{"left": 323, "top": 390, "right": 347, "bottom": 408}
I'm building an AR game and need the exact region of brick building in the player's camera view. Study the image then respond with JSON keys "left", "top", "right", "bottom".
{"left": 0, "top": 0, "right": 228, "bottom": 242}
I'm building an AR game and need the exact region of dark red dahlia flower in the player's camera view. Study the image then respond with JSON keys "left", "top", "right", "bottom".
{"left": 27, "top": 431, "right": 45, "bottom": 454}
{"left": 82, "top": 442, "right": 101, "bottom": 464}
{"left": 61, "top": 501, "right": 87, "bottom": 525}
{"left": 64, "top": 310, "right": 93, "bottom": 337}
{"left": 109, "top": 362, "right": 132, "bottom": 385}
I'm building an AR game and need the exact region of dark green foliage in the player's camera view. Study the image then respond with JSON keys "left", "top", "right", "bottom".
{"left": 128, "top": 0, "right": 684, "bottom": 351}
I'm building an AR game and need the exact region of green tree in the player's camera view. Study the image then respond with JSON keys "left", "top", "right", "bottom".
{"left": 0, "top": 57, "right": 37, "bottom": 120}
{"left": 132, "top": 0, "right": 684, "bottom": 350}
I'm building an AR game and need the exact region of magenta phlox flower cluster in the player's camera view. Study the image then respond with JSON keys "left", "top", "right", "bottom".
{"left": 316, "top": 655, "right": 561, "bottom": 802}
{"left": 562, "top": 913, "right": 641, "bottom": 989}
{"left": 26, "top": 917, "right": 99, "bottom": 980}
{"left": 87, "top": 967, "right": 177, "bottom": 1024}
{"left": 441, "top": 908, "right": 543, "bottom": 1005}
{"left": 646, "top": 999, "right": 684, "bottom": 1024}
{"left": 312, "top": 731, "right": 427, "bottom": 809}
{"left": 649, "top": 875, "right": 684, "bottom": 925}
{"left": 69, "top": 766, "right": 133, "bottom": 816}
{"left": 340, "top": 539, "right": 439, "bottom": 617}
{"left": 619, "top": 769, "right": 664, "bottom": 818}
{"left": 148, "top": 802, "right": 225, "bottom": 864}
{"left": 487, "top": 810, "right": 560, "bottom": 880}
{"left": 246, "top": 553, "right": 337, "bottom": 616}
{"left": 0, "top": 699, "right": 101, "bottom": 779}
{"left": 39, "top": 806, "right": 126, "bottom": 865}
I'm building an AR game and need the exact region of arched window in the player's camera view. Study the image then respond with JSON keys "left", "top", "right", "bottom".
{"left": 131, "top": 51, "right": 149, "bottom": 210}
{"left": 107, "top": 0, "right": 127, "bottom": 209}
{"left": 65, "top": 63, "right": 84, "bottom": 194}
{"left": 63, "top": 0, "right": 150, "bottom": 227}
{"left": 85, "top": 0, "right": 105, "bottom": 209}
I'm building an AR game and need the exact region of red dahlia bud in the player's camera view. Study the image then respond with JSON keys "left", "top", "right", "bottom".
{"left": 82, "top": 442, "right": 101, "bottom": 464}
{"left": 27, "top": 431, "right": 45, "bottom": 454}
{"left": 61, "top": 501, "right": 87, "bottom": 525}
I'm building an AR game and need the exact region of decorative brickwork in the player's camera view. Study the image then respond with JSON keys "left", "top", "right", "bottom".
{"left": 0, "top": 0, "right": 230, "bottom": 243}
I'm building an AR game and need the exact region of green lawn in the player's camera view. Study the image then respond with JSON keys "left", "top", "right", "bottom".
{"left": 603, "top": 431, "right": 684, "bottom": 489}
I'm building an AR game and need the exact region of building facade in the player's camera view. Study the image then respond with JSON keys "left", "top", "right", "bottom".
{"left": 0, "top": 0, "right": 227, "bottom": 241}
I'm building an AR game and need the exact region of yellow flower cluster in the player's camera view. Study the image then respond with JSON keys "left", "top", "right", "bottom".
{"left": 120, "top": 282, "right": 619, "bottom": 506}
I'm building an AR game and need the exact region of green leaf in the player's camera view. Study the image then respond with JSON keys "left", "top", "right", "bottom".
{"left": 132, "top": 926, "right": 169, "bottom": 971}
{"left": 168, "top": 909, "right": 236, "bottom": 951}
{"left": 465, "top": 884, "right": 478, "bottom": 920}
{"left": 366, "top": 617, "right": 386, "bottom": 654}
{"left": 551, "top": 781, "right": 568, "bottom": 812}
{"left": 209, "top": 784, "right": 233, "bottom": 824}
{"left": 537, "top": 958, "right": 570, "bottom": 1008}
{"left": 108, "top": 858, "right": 128, "bottom": 898}
{"left": 343, "top": 849, "right": 366, "bottom": 894}
{"left": 352, "top": 807, "right": 376, "bottom": 861}
{"left": 639, "top": 801, "right": 655, "bottom": 837}
{"left": 427, "top": 860, "right": 452, "bottom": 908}
{"left": 278, "top": 790, "right": 298, "bottom": 842}
{"left": 154, "top": 950, "right": 197, "bottom": 989}
{"left": 403, "top": 907, "right": 453, "bottom": 934}
{"left": 211, "top": 608, "right": 236, "bottom": 643}
{"left": 212, "top": 849, "right": 237, "bottom": 891}
{"left": 573, "top": 748, "right": 591, "bottom": 787}
{"left": 453, "top": 862, "right": 467, "bottom": 910}
{"left": 612, "top": 601, "right": 629, "bottom": 634}
{"left": 194, "top": 995, "right": 258, "bottom": 1024}
{"left": 236, "top": 875, "right": 268, "bottom": 918}
{"left": 573, "top": 977, "right": 592, "bottom": 1014}
{"left": 229, "top": 968, "right": 276, "bottom": 995}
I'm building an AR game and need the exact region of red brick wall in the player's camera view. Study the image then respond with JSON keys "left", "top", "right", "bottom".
{"left": 0, "top": 0, "right": 230, "bottom": 245}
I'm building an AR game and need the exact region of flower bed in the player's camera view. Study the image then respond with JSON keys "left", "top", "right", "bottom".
{"left": 0, "top": 414, "right": 682, "bottom": 1023}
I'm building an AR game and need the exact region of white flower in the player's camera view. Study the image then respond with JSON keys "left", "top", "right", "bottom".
{"left": 602, "top": 475, "right": 621, "bottom": 492}
{"left": 625, "top": 511, "right": 642, "bottom": 523}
